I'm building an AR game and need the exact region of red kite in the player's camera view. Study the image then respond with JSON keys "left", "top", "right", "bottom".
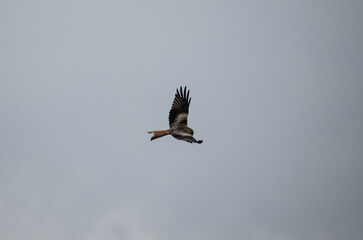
{"left": 148, "top": 86, "right": 203, "bottom": 144}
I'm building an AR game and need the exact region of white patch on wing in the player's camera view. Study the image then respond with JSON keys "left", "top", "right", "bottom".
{"left": 173, "top": 113, "right": 188, "bottom": 126}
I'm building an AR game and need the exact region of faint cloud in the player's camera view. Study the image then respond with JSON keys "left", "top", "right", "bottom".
{"left": 83, "top": 205, "right": 158, "bottom": 240}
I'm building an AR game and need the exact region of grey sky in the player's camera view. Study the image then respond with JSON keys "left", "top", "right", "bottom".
{"left": 1, "top": 1, "right": 363, "bottom": 239}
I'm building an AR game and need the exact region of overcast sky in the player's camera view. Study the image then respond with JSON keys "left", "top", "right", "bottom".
{"left": 1, "top": 1, "right": 363, "bottom": 240}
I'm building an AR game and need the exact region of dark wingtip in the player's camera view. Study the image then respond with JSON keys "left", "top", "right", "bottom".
{"left": 197, "top": 140, "right": 203, "bottom": 144}
{"left": 176, "top": 86, "right": 189, "bottom": 99}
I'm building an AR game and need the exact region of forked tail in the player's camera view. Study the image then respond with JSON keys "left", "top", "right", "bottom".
{"left": 148, "top": 129, "right": 171, "bottom": 141}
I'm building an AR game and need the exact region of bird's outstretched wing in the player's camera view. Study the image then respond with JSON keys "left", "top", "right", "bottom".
{"left": 172, "top": 132, "right": 203, "bottom": 144}
{"left": 169, "top": 86, "right": 191, "bottom": 128}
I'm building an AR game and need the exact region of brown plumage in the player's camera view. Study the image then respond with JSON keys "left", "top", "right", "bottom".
{"left": 148, "top": 86, "right": 203, "bottom": 144}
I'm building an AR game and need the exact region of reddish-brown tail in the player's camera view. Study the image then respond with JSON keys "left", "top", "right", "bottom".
{"left": 148, "top": 129, "right": 171, "bottom": 141}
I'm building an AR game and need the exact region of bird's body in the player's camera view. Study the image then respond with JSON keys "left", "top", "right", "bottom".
{"left": 148, "top": 86, "right": 203, "bottom": 144}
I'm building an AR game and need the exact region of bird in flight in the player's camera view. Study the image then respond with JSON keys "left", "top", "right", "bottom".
{"left": 148, "top": 86, "right": 203, "bottom": 144}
